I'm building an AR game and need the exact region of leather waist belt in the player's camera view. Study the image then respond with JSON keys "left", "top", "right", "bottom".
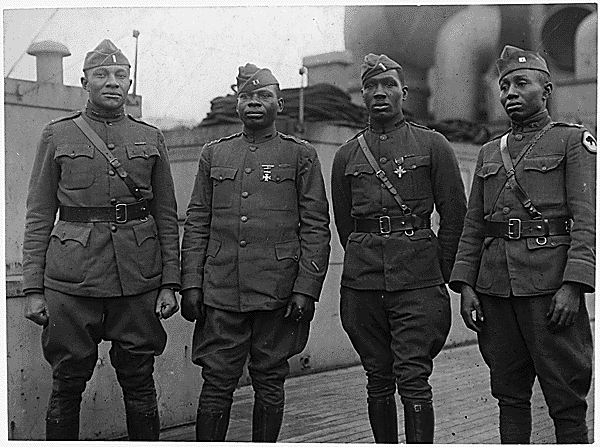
{"left": 354, "top": 215, "right": 431, "bottom": 235}
{"left": 485, "top": 217, "right": 571, "bottom": 240}
{"left": 59, "top": 200, "right": 149, "bottom": 223}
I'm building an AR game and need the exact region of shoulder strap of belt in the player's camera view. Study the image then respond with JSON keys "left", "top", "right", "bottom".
{"left": 357, "top": 134, "right": 411, "bottom": 215}
{"left": 73, "top": 116, "right": 144, "bottom": 201}
{"left": 498, "top": 122, "right": 554, "bottom": 220}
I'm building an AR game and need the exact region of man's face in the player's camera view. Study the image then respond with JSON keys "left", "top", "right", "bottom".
{"left": 81, "top": 65, "right": 131, "bottom": 110}
{"left": 236, "top": 85, "right": 284, "bottom": 130}
{"left": 362, "top": 70, "right": 408, "bottom": 123}
{"left": 499, "top": 69, "right": 551, "bottom": 121}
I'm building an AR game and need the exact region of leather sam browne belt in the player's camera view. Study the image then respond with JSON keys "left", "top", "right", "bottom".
{"left": 354, "top": 215, "right": 431, "bottom": 235}
{"left": 485, "top": 217, "right": 571, "bottom": 240}
{"left": 59, "top": 200, "right": 149, "bottom": 223}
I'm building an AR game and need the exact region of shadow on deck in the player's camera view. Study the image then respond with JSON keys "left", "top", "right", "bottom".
{"left": 160, "top": 339, "right": 594, "bottom": 444}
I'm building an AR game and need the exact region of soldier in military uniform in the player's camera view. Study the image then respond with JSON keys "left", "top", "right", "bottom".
{"left": 22, "top": 39, "right": 180, "bottom": 441}
{"left": 180, "top": 63, "right": 330, "bottom": 442}
{"left": 449, "top": 46, "right": 595, "bottom": 444}
{"left": 331, "top": 54, "right": 467, "bottom": 443}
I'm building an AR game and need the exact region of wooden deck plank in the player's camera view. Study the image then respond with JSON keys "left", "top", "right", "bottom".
{"left": 159, "top": 338, "right": 595, "bottom": 443}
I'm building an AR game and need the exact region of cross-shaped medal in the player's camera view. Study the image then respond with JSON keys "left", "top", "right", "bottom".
{"left": 394, "top": 158, "right": 406, "bottom": 178}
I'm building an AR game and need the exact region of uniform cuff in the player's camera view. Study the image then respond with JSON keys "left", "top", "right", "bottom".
{"left": 563, "top": 261, "right": 595, "bottom": 294}
{"left": 181, "top": 273, "right": 203, "bottom": 291}
{"left": 160, "top": 265, "right": 181, "bottom": 289}
{"left": 293, "top": 277, "right": 324, "bottom": 302}
{"left": 22, "top": 270, "right": 44, "bottom": 292}
{"left": 448, "top": 261, "right": 478, "bottom": 293}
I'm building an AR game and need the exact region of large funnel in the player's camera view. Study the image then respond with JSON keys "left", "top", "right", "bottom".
{"left": 575, "top": 11, "right": 597, "bottom": 79}
{"left": 541, "top": 4, "right": 596, "bottom": 73}
{"left": 430, "top": 5, "right": 501, "bottom": 122}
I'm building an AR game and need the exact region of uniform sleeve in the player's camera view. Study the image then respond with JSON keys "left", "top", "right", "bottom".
{"left": 430, "top": 133, "right": 467, "bottom": 282}
{"left": 293, "top": 144, "right": 331, "bottom": 301}
{"left": 22, "top": 125, "right": 60, "bottom": 294}
{"left": 331, "top": 145, "right": 353, "bottom": 249}
{"left": 562, "top": 128, "right": 596, "bottom": 292}
{"left": 449, "top": 148, "right": 486, "bottom": 292}
{"left": 150, "top": 131, "right": 181, "bottom": 289}
{"left": 180, "top": 144, "right": 213, "bottom": 291}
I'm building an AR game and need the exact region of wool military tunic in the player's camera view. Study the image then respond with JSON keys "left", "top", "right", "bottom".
{"left": 22, "top": 110, "right": 181, "bottom": 297}
{"left": 449, "top": 110, "right": 596, "bottom": 296}
{"left": 331, "top": 118, "right": 467, "bottom": 291}
{"left": 181, "top": 127, "right": 331, "bottom": 312}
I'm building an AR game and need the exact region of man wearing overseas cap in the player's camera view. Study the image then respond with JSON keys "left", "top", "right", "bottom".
{"left": 181, "top": 63, "right": 330, "bottom": 442}
{"left": 449, "top": 45, "right": 595, "bottom": 443}
{"left": 22, "top": 39, "right": 180, "bottom": 440}
{"left": 331, "top": 53, "right": 466, "bottom": 443}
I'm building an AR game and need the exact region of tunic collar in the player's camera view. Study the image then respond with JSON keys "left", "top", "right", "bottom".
{"left": 510, "top": 109, "right": 551, "bottom": 134}
{"left": 84, "top": 101, "right": 126, "bottom": 123}
{"left": 242, "top": 124, "right": 278, "bottom": 143}
{"left": 369, "top": 116, "right": 406, "bottom": 134}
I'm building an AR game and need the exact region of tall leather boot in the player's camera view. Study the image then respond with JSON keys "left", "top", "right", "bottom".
{"left": 252, "top": 401, "right": 284, "bottom": 442}
{"left": 196, "top": 407, "right": 231, "bottom": 441}
{"left": 367, "top": 396, "right": 398, "bottom": 444}
{"left": 126, "top": 408, "right": 161, "bottom": 441}
{"left": 499, "top": 406, "right": 532, "bottom": 444}
{"left": 403, "top": 401, "right": 434, "bottom": 444}
{"left": 46, "top": 416, "right": 79, "bottom": 440}
{"left": 555, "top": 419, "right": 589, "bottom": 444}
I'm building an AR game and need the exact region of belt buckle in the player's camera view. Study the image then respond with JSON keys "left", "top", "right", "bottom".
{"left": 379, "top": 216, "right": 391, "bottom": 234}
{"left": 507, "top": 218, "right": 521, "bottom": 239}
{"left": 115, "top": 203, "right": 128, "bottom": 223}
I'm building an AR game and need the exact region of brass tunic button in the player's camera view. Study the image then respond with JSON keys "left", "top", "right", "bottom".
{"left": 381, "top": 183, "right": 386, "bottom": 188}
{"left": 503, "top": 206, "right": 510, "bottom": 214}
{"left": 242, "top": 191, "right": 249, "bottom": 198}
{"left": 380, "top": 157, "right": 388, "bottom": 164}
{"left": 382, "top": 208, "right": 388, "bottom": 213}
{"left": 245, "top": 167, "right": 252, "bottom": 174}
{"left": 249, "top": 146, "right": 257, "bottom": 152}
{"left": 541, "top": 166, "right": 547, "bottom": 171}
{"left": 241, "top": 216, "right": 248, "bottom": 222}
{"left": 515, "top": 134, "right": 523, "bottom": 141}
{"left": 110, "top": 198, "right": 117, "bottom": 205}
{"left": 110, "top": 225, "right": 117, "bottom": 232}
{"left": 380, "top": 135, "right": 387, "bottom": 141}
{"left": 293, "top": 255, "right": 299, "bottom": 261}
{"left": 240, "top": 240, "right": 247, "bottom": 247}
{"left": 108, "top": 170, "right": 115, "bottom": 176}
{"left": 107, "top": 143, "right": 115, "bottom": 149}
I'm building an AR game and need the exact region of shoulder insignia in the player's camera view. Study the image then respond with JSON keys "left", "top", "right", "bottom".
{"left": 279, "top": 132, "right": 310, "bottom": 146}
{"left": 343, "top": 128, "right": 367, "bottom": 144}
{"left": 582, "top": 130, "right": 597, "bottom": 154}
{"left": 552, "top": 121, "right": 585, "bottom": 129}
{"left": 127, "top": 114, "right": 159, "bottom": 129}
{"left": 206, "top": 132, "right": 242, "bottom": 146}
{"left": 50, "top": 111, "right": 82, "bottom": 125}
{"left": 408, "top": 121, "right": 434, "bottom": 131}
{"left": 487, "top": 129, "right": 510, "bottom": 143}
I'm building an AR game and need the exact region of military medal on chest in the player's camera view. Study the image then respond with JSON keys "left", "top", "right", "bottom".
{"left": 393, "top": 157, "right": 407, "bottom": 178}
{"left": 262, "top": 164, "right": 275, "bottom": 182}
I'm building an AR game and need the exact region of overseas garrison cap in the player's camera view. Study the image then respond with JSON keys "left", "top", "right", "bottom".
{"left": 496, "top": 45, "right": 550, "bottom": 82}
{"left": 361, "top": 53, "right": 403, "bottom": 84}
{"left": 83, "top": 39, "right": 130, "bottom": 71}
{"left": 236, "top": 63, "right": 279, "bottom": 94}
